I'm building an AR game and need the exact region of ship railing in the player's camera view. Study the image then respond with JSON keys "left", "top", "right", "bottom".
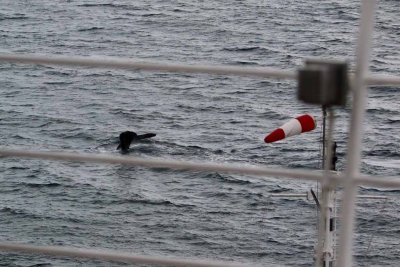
{"left": 0, "top": 53, "right": 399, "bottom": 86}
{"left": 0, "top": 1, "right": 399, "bottom": 266}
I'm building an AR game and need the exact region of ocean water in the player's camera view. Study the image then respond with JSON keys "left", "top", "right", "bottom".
{"left": 0, "top": 0, "right": 399, "bottom": 266}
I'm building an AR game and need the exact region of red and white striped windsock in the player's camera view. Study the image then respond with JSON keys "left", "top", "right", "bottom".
{"left": 264, "top": 114, "right": 317, "bottom": 143}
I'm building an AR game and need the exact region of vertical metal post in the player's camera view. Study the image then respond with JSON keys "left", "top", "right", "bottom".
{"left": 322, "top": 106, "right": 327, "bottom": 170}
{"left": 323, "top": 109, "right": 336, "bottom": 267}
{"left": 315, "top": 107, "right": 327, "bottom": 267}
{"left": 337, "top": 1, "right": 377, "bottom": 267}
{"left": 319, "top": 108, "right": 336, "bottom": 267}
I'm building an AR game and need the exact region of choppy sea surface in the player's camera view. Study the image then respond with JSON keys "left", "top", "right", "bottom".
{"left": 0, "top": 1, "right": 399, "bottom": 266}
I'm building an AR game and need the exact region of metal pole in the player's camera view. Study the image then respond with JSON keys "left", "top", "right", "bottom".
{"left": 0, "top": 53, "right": 296, "bottom": 79}
{"left": 337, "top": 1, "right": 377, "bottom": 267}
{"left": 315, "top": 107, "right": 326, "bottom": 266}
{"left": 319, "top": 108, "right": 336, "bottom": 267}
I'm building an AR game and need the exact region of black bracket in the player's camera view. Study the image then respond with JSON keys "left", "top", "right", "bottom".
{"left": 298, "top": 59, "right": 349, "bottom": 106}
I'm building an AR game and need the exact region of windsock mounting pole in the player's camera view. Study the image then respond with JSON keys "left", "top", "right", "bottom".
{"left": 298, "top": 59, "right": 348, "bottom": 267}
{"left": 315, "top": 106, "right": 337, "bottom": 267}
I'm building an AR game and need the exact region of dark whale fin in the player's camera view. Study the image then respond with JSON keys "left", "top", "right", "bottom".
{"left": 117, "top": 131, "right": 156, "bottom": 151}
{"left": 136, "top": 133, "right": 156, "bottom": 140}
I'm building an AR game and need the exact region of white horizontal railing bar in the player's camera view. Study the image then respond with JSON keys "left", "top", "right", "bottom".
{"left": 0, "top": 53, "right": 296, "bottom": 79}
{"left": 0, "top": 242, "right": 248, "bottom": 267}
{"left": 0, "top": 148, "right": 324, "bottom": 182}
{"left": 365, "top": 74, "right": 400, "bottom": 86}
{"left": 354, "top": 175, "right": 400, "bottom": 188}
{"left": 1, "top": 148, "right": 399, "bottom": 188}
{"left": 1, "top": 53, "right": 399, "bottom": 86}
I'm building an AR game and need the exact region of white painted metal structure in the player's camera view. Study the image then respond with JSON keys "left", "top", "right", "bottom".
{"left": 0, "top": 0, "right": 398, "bottom": 266}
{"left": 337, "top": 1, "right": 378, "bottom": 266}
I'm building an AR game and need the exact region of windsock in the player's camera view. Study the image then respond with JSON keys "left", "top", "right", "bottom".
{"left": 264, "top": 114, "right": 316, "bottom": 143}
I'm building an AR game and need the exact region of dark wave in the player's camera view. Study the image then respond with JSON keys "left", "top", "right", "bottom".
{"left": 361, "top": 187, "right": 400, "bottom": 193}
{"left": 77, "top": 3, "right": 130, "bottom": 8}
{"left": 200, "top": 191, "right": 230, "bottom": 199}
{"left": 92, "top": 195, "right": 194, "bottom": 208}
{"left": 205, "top": 209, "right": 236, "bottom": 215}
{"left": 202, "top": 172, "right": 252, "bottom": 185}
{"left": 7, "top": 166, "right": 30, "bottom": 171}
{"left": 141, "top": 13, "right": 164, "bottom": 17}
{"left": 110, "top": 108, "right": 144, "bottom": 115}
{"left": 22, "top": 182, "right": 63, "bottom": 188}
{"left": 269, "top": 186, "right": 290, "bottom": 193}
{"left": 222, "top": 46, "right": 262, "bottom": 52}
{"left": 0, "top": 207, "right": 43, "bottom": 220}
{"left": 43, "top": 81, "right": 73, "bottom": 85}
{"left": 387, "top": 117, "right": 400, "bottom": 124}
{"left": 132, "top": 198, "right": 195, "bottom": 208}
{"left": 0, "top": 207, "right": 16, "bottom": 214}
{"left": 11, "top": 134, "right": 31, "bottom": 140}
{"left": 365, "top": 149, "right": 400, "bottom": 158}
{"left": 0, "top": 15, "right": 28, "bottom": 21}
{"left": 357, "top": 215, "right": 399, "bottom": 230}
{"left": 367, "top": 107, "right": 399, "bottom": 116}
{"left": 232, "top": 61, "right": 259, "bottom": 66}
{"left": 78, "top": 27, "right": 105, "bottom": 32}
{"left": 43, "top": 70, "right": 75, "bottom": 76}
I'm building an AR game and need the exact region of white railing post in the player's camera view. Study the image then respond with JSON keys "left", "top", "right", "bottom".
{"left": 337, "top": 1, "right": 377, "bottom": 267}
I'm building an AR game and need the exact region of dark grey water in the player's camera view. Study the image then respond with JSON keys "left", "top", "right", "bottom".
{"left": 0, "top": 1, "right": 399, "bottom": 266}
